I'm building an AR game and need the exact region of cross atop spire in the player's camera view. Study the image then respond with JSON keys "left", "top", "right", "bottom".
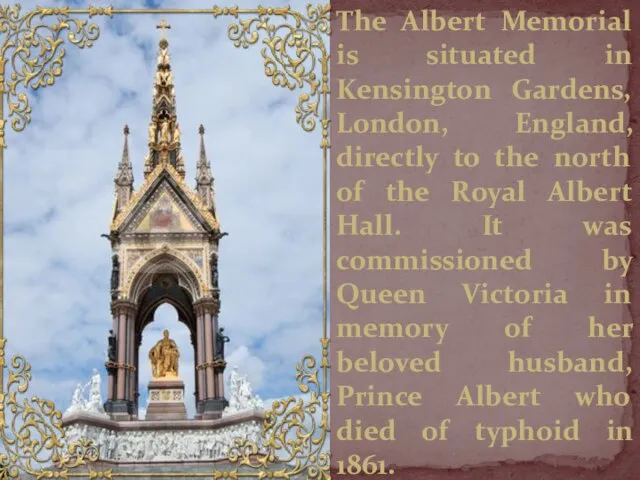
{"left": 156, "top": 19, "right": 171, "bottom": 39}
{"left": 110, "top": 24, "right": 222, "bottom": 238}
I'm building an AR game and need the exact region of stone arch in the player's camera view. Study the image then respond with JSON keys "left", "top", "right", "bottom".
{"left": 124, "top": 246, "right": 207, "bottom": 303}
{"left": 106, "top": 245, "right": 226, "bottom": 420}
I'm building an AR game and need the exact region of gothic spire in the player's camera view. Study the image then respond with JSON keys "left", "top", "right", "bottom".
{"left": 144, "top": 21, "right": 184, "bottom": 179}
{"left": 196, "top": 125, "right": 216, "bottom": 216}
{"left": 114, "top": 125, "right": 134, "bottom": 212}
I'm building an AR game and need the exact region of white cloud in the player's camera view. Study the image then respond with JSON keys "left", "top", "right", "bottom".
{"left": 4, "top": 0, "right": 325, "bottom": 418}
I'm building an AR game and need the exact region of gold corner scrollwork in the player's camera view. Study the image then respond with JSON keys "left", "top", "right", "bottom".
{"left": 224, "top": 6, "right": 330, "bottom": 477}
{"left": 226, "top": 3, "right": 331, "bottom": 134}
{"left": 0, "top": 351, "right": 99, "bottom": 479}
{"left": 0, "top": 5, "right": 106, "bottom": 143}
{"left": 227, "top": 345, "right": 331, "bottom": 480}
{"left": 0, "top": 3, "right": 330, "bottom": 478}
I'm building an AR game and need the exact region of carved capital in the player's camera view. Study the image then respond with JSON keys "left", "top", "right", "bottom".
{"left": 194, "top": 295, "right": 220, "bottom": 316}
{"left": 110, "top": 300, "right": 137, "bottom": 316}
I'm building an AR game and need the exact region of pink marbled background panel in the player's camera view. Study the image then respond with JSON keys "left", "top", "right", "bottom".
{"left": 331, "top": 3, "right": 639, "bottom": 478}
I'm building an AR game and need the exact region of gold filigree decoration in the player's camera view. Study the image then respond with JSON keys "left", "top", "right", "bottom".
{"left": 227, "top": 4, "right": 330, "bottom": 133}
{"left": 0, "top": 5, "right": 105, "bottom": 138}
{"left": 227, "top": 344, "right": 330, "bottom": 480}
{"left": 224, "top": 7, "right": 330, "bottom": 474}
{"left": 0, "top": 345, "right": 99, "bottom": 479}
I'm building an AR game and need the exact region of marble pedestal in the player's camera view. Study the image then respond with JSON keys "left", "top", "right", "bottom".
{"left": 146, "top": 378, "right": 187, "bottom": 421}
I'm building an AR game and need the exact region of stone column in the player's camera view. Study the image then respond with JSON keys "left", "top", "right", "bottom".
{"left": 116, "top": 306, "right": 127, "bottom": 400}
{"left": 127, "top": 313, "right": 136, "bottom": 411}
{"left": 194, "top": 296, "right": 225, "bottom": 418}
{"left": 196, "top": 309, "right": 205, "bottom": 403}
{"left": 204, "top": 309, "right": 215, "bottom": 399}
{"left": 105, "top": 300, "right": 137, "bottom": 418}
{"left": 212, "top": 359, "right": 226, "bottom": 401}
{"left": 217, "top": 372, "right": 224, "bottom": 399}
{"left": 134, "top": 342, "right": 139, "bottom": 417}
{"left": 193, "top": 343, "right": 199, "bottom": 403}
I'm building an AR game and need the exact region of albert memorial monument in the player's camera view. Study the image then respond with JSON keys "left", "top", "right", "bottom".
{"left": 61, "top": 25, "right": 266, "bottom": 471}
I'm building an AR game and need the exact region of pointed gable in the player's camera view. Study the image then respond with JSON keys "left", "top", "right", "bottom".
{"left": 111, "top": 163, "right": 219, "bottom": 233}
{"left": 133, "top": 188, "right": 199, "bottom": 234}
{"left": 109, "top": 34, "right": 220, "bottom": 236}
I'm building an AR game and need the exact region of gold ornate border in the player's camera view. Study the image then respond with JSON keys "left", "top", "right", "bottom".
{"left": 0, "top": 4, "right": 330, "bottom": 479}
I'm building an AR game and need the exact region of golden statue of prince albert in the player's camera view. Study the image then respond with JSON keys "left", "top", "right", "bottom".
{"left": 149, "top": 330, "right": 180, "bottom": 379}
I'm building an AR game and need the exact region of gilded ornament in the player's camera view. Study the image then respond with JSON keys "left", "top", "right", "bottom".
{"left": 0, "top": 5, "right": 103, "bottom": 138}
{"left": 0, "top": 345, "right": 100, "bottom": 478}
{"left": 226, "top": 4, "right": 330, "bottom": 133}
{"left": 160, "top": 119, "right": 170, "bottom": 142}
{"left": 156, "top": 19, "right": 171, "bottom": 39}
{"left": 158, "top": 48, "right": 169, "bottom": 66}
{"left": 148, "top": 122, "right": 157, "bottom": 144}
{"left": 226, "top": 352, "right": 330, "bottom": 479}
{"left": 149, "top": 330, "right": 180, "bottom": 379}
{"left": 110, "top": 161, "right": 220, "bottom": 232}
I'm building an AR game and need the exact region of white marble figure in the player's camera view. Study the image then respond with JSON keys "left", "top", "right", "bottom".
{"left": 64, "top": 383, "right": 87, "bottom": 416}
{"left": 223, "top": 366, "right": 264, "bottom": 417}
{"left": 64, "top": 370, "right": 107, "bottom": 418}
{"left": 107, "top": 432, "right": 117, "bottom": 458}
{"left": 86, "top": 369, "right": 106, "bottom": 414}
{"left": 97, "top": 430, "right": 106, "bottom": 459}
{"left": 61, "top": 424, "right": 80, "bottom": 452}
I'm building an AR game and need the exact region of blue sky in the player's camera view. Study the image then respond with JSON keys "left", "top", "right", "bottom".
{"left": 4, "top": 0, "right": 324, "bottom": 418}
